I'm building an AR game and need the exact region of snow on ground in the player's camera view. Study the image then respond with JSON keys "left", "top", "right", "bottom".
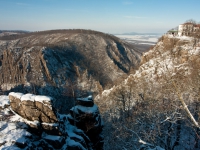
{"left": 0, "top": 95, "right": 9, "bottom": 108}
{"left": 21, "top": 93, "right": 35, "bottom": 101}
{"left": 0, "top": 121, "right": 31, "bottom": 149}
{"left": 9, "top": 92, "right": 53, "bottom": 103}
{"left": 167, "top": 34, "right": 193, "bottom": 41}
{"left": 0, "top": 94, "right": 56, "bottom": 149}
{"left": 9, "top": 92, "right": 23, "bottom": 99}
{"left": 35, "top": 95, "right": 53, "bottom": 102}
{"left": 0, "top": 94, "right": 60, "bottom": 149}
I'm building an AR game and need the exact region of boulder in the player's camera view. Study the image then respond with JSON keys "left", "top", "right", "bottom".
{"left": 8, "top": 92, "right": 58, "bottom": 134}
{"left": 7, "top": 93, "right": 103, "bottom": 149}
{"left": 9, "top": 92, "right": 24, "bottom": 115}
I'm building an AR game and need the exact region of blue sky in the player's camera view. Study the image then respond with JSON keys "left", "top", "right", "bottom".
{"left": 0, "top": 0, "right": 200, "bottom": 34}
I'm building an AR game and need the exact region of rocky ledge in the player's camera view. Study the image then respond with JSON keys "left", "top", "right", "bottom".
{"left": 9, "top": 92, "right": 59, "bottom": 135}
{"left": 0, "top": 92, "right": 104, "bottom": 149}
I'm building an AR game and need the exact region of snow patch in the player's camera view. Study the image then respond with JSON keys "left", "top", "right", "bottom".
{"left": 21, "top": 93, "right": 36, "bottom": 102}
{"left": 102, "top": 87, "right": 115, "bottom": 97}
{"left": 41, "top": 122, "right": 59, "bottom": 127}
{"left": 0, "top": 121, "right": 31, "bottom": 149}
{"left": 9, "top": 92, "right": 24, "bottom": 99}
{"left": 35, "top": 95, "right": 53, "bottom": 102}
{"left": 0, "top": 95, "right": 9, "bottom": 108}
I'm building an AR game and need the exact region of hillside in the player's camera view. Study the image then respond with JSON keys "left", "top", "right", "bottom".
{"left": 96, "top": 34, "right": 200, "bottom": 149}
{"left": 97, "top": 34, "right": 200, "bottom": 108}
{"left": 0, "top": 29, "right": 141, "bottom": 111}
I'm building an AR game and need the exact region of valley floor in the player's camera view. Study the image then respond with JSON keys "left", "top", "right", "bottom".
{"left": 115, "top": 34, "right": 162, "bottom": 52}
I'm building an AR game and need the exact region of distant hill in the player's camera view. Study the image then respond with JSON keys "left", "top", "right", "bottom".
{"left": 0, "top": 30, "right": 30, "bottom": 37}
{"left": 0, "top": 29, "right": 142, "bottom": 106}
{"left": 0, "top": 30, "right": 29, "bottom": 33}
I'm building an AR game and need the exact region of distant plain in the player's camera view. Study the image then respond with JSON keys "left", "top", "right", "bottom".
{"left": 115, "top": 34, "right": 162, "bottom": 52}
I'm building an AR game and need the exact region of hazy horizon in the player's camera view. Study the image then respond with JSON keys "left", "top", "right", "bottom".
{"left": 1, "top": 0, "right": 200, "bottom": 34}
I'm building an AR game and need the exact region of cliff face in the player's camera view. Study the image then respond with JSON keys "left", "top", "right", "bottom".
{"left": 0, "top": 30, "right": 141, "bottom": 99}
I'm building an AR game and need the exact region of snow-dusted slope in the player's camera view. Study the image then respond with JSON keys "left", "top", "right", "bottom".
{"left": 96, "top": 34, "right": 200, "bottom": 102}
{"left": 133, "top": 35, "right": 199, "bottom": 81}
{"left": 0, "top": 29, "right": 141, "bottom": 104}
{"left": 96, "top": 34, "right": 200, "bottom": 150}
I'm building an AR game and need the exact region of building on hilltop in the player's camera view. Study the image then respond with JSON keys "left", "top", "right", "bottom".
{"left": 178, "top": 22, "right": 200, "bottom": 36}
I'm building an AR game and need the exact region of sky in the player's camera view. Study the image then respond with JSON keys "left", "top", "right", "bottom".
{"left": 0, "top": 0, "right": 200, "bottom": 34}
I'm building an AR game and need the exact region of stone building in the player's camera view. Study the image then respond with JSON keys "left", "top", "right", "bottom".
{"left": 178, "top": 22, "right": 200, "bottom": 36}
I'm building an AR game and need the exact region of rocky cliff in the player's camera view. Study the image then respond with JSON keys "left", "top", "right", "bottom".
{"left": 0, "top": 92, "right": 103, "bottom": 149}
{"left": 9, "top": 92, "right": 59, "bottom": 135}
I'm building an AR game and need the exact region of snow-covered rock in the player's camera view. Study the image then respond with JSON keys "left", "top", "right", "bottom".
{"left": 9, "top": 92, "right": 58, "bottom": 134}
{"left": 0, "top": 94, "right": 104, "bottom": 149}
{"left": 68, "top": 95, "right": 104, "bottom": 149}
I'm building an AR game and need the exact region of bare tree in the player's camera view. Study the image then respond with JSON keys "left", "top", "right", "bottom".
{"left": 185, "top": 19, "right": 197, "bottom": 24}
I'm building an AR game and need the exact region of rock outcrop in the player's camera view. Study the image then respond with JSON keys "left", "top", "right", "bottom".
{"left": 9, "top": 92, "right": 59, "bottom": 135}
{"left": 5, "top": 92, "right": 103, "bottom": 149}
{"left": 69, "top": 96, "right": 104, "bottom": 149}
